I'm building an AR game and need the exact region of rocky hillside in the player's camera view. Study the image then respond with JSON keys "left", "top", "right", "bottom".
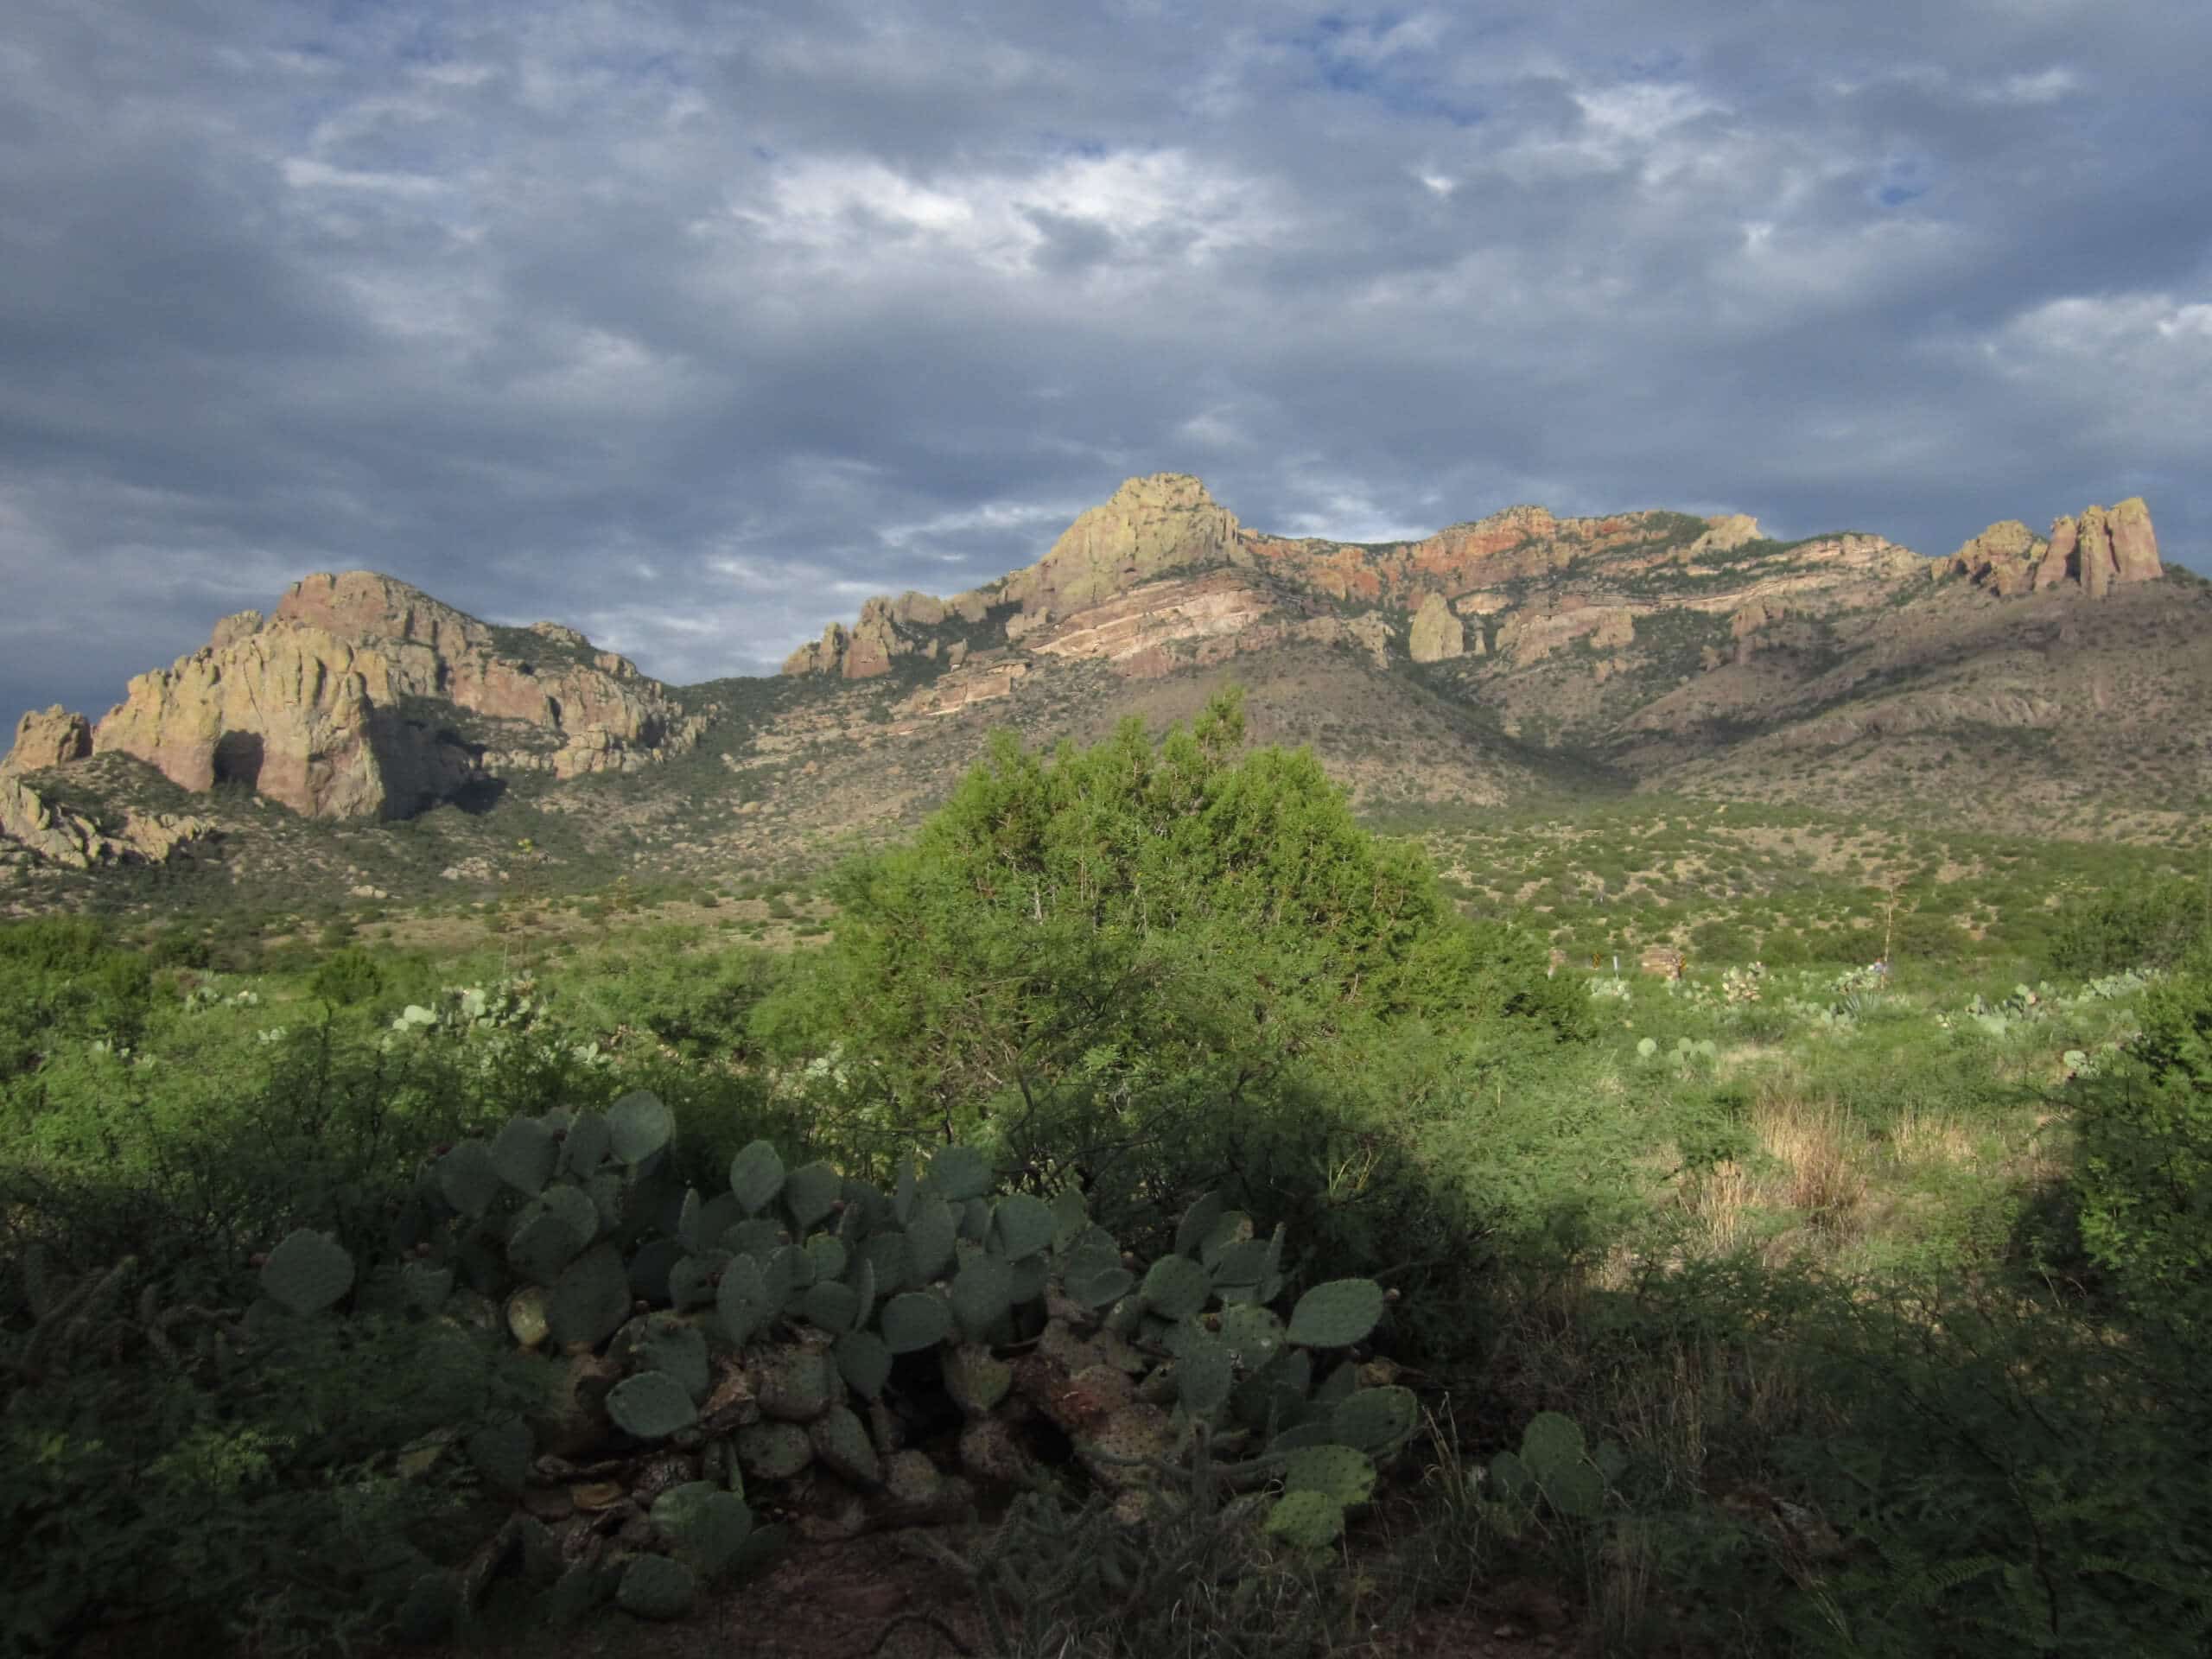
{"left": 4, "top": 475, "right": 2205, "bottom": 893}
{"left": 2, "top": 573, "right": 713, "bottom": 847}
{"left": 771, "top": 474, "right": 2206, "bottom": 833}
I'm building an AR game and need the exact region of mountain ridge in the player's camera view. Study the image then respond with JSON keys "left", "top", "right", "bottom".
{"left": 2, "top": 474, "right": 2203, "bottom": 889}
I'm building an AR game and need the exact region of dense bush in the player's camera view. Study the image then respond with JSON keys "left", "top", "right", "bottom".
{"left": 0, "top": 918, "right": 156, "bottom": 1079}
{"left": 753, "top": 692, "right": 1586, "bottom": 1216}
{"left": 2047, "top": 875, "right": 2209, "bottom": 977}
{"left": 2072, "top": 944, "right": 2212, "bottom": 1326}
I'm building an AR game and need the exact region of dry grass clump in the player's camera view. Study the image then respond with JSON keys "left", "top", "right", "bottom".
{"left": 1678, "top": 1086, "right": 1872, "bottom": 1257}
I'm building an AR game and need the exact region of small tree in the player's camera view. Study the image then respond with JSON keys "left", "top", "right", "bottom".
{"left": 752, "top": 689, "right": 1585, "bottom": 1197}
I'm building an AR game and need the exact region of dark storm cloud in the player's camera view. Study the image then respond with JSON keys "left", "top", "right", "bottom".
{"left": 2, "top": 0, "right": 2208, "bottom": 722}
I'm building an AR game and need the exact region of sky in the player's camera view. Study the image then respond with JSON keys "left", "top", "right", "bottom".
{"left": 3, "top": 0, "right": 2209, "bottom": 721}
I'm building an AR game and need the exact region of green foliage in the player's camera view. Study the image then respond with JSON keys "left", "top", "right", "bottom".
{"left": 2049, "top": 876, "right": 2209, "bottom": 978}
{"left": 753, "top": 690, "right": 1587, "bottom": 1177}
{"left": 308, "top": 944, "right": 385, "bottom": 1006}
{"left": 2073, "top": 949, "right": 2212, "bottom": 1325}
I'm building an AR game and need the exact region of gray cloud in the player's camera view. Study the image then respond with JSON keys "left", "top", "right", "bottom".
{"left": 3, "top": 0, "right": 2209, "bottom": 721}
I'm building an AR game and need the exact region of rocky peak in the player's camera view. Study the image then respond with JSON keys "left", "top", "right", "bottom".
{"left": 781, "top": 474, "right": 1236, "bottom": 679}
{"left": 3, "top": 706, "right": 92, "bottom": 774}
{"left": 53, "top": 573, "right": 706, "bottom": 823}
{"left": 1688, "top": 514, "right": 1762, "bottom": 556}
{"left": 276, "top": 570, "right": 493, "bottom": 656}
{"left": 1000, "top": 473, "right": 1243, "bottom": 620}
{"left": 1952, "top": 497, "right": 2161, "bottom": 598}
{"left": 208, "top": 610, "right": 265, "bottom": 649}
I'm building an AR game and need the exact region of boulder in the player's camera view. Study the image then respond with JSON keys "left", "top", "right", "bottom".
{"left": 0, "top": 776, "right": 213, "bottom": 871}
{"left": 2107, "top": 496, "right": 2162, "bottom": 583}
{"left": 1950, "top": 520, "right": 2045, "bottom": 597}
{"left": 208, "top": 610, "right": 264, "bottom": 649}
{"left": 3, "top": 706, "right": 92, "bottom": 774}
{"left": 1960, "top": 499, "right": 2161, "bottom": 599}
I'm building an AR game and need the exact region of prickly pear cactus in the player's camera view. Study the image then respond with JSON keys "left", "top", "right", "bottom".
{"left": 259, "top": 1229, "right": 355, "bottom": 1316}
{"left": 615, "top": 1554, "right": 696, "bottom": 1619}
{"left": 278, "top": 1100, "right": 1422, "bottom": 1637}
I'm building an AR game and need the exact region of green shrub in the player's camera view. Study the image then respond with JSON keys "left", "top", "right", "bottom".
{"left": 2073, "top": 949, "right": 2212, "bottom": 1326}
{"left": 308, "top": 945, "right": 385, "bottom": 1007}
{"left": 2048, "top": 876, "right": 2209, "bottom": 977}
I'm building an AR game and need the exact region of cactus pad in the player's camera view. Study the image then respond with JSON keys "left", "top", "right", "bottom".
{"left": 547, "top": 1243, "right": 630, "bottom": 1347}
{"left": 728, "top": 1140, "right": 785, "bottom": 1215}
{"left": 260, "top": 1229, "right": 355, "bottom": 1316}
{"left": 757, "top": 1346, "right": 834, "bottom": 1422}
{"left": 810, "top": 1404, "right": 881, "bottom": 1487}
{"left": 736, "top": 1421, "right": 813, "bottom": 1480}
{"left": 435, "top": 1141, "right": 501, "bottom": 1218}
{"left": 1217, "top": 1304, "right": 1283, "bottom": 1366}
{"left": 507, "top": 1209, "right": 587, "bottom": 1287}
{"left": 1196, "top": 1210, "right": 1254, "bottom": 1266}
{"left": 638, "top": 1321, "right": 710, "bottom": 1401}
{"left": 882, "top": 1449, "right": 943, "bottom": 1512}
{"left": 1066, "top": 1265, "right": 1135, "bottom": 1310}
{"left": 615, "top": 1554, "right": 696, "bottom": 1620}
{"left": 1174, "top": 1335, "right": 1235, "bottom": 1419}
{"left": 1520, "top": 1410, "right": 1585, "bottom": 1470}
{"left": 715, "top": 1255, "right": 772, "bottom": 1346}
{"left": 880, "top": 1290, "right": 953, "bottom": 1353}
{"left": 1264, "top": 1489, "right": 1345, "bottom": 1550}
{"left": 927, "top": 1144, "right": 992, "bottom": 1202}
{"left": 1173, "top": 1192, "right": 1224, "bottom": 1258}
{"left": 1207, "top": 1237, "right": 1272, "bottom": 1288}
{"left": 1283, "top": 1443, "right": 1376, "bottom": 1507}
{"left": 505, "top": 1286, "right": 550, "bottom": 1347}
{"left": 1540, "top": 1458, "right": 1604, "bottom": 1519}
{"left": 1140, "top": 1254, "right": 1210, "bottom": 1321}
{"left": 1285, "top": 1278, "right": 1385, "bottom": 1348}
{"left": 651, "top": 1484, "right": 753, "bottom": 1577}
{"left": 861, "top": 1231, "right": 912, "bottom": 1295}
{"left": 490, "top": 1116, "right": 557, "bottom": 1195}
{"left": 721, "top": 1217, "right": 786, "bottom": 1260}
{"left": 835, "top": 1329, "right": 893, "bottom": 1399}
{"left": 1328, "top": 1383, "right": 1418, "bottom": 1453}
{"left": 607, "top": 1090, "right": 674, "bottom": 1165}
{"left": 941, "top": 1342, "right": 1014, "bottom": 1415}
{"left": 905, "top": 1198, "right": 957, "bottom": 1282}
{"left": 542, "top": 1183, "right": 600, "bottom": 1245}
{"left": 607, "top": 1371, "right": 700, "bottom": 1440}
{"left": 464, "top": 1416, "right": 533, "bottom": 1492}
{"left": 950, "top": 1255, "right": 1014, "bottom": 1340}
{"left": 801, "top": 1279, "right": 859, "bottom": 1333}
{"left": 783, "top": 1160, "right": 842, "bottom": 1232}
{"left": 558, "top": 1110, "right": 611, "bottom": 1175}
{"left": 990, "top": 1192, "right": 1056, "bottom": 1260}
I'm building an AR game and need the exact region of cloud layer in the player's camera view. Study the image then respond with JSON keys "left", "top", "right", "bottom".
{"left": 3, "top": 0, "right": 2209, "bottom": 718}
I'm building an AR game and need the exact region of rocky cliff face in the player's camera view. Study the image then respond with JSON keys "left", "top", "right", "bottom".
{"left": 1408, "top": 593, "right": 1465, "bottom": 663}
{"left": 9, "top": 572, "right": 710, "bottom": 826}
{"left": 1950, "top": 498, "right": 2163, "bottom": 598}
{"left": 91, "top": 623, "right": 476, "bottom": 819}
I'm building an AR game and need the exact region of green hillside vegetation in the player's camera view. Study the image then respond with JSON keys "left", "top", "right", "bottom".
{"left": 4, "top": 694, "right": 2210, "bottom": 1656}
